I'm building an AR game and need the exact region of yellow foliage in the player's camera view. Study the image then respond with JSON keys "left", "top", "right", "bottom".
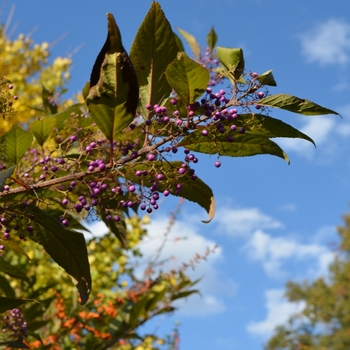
{"left": 0, "top": 27, "right": 72, "bottom": 133}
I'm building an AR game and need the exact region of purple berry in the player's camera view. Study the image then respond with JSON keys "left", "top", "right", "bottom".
{"left": 145, "top": 104, "right": 152, "bottom": 110}
{"left": 70, "top": 135, "right": 77, "bottom": 142}
{"left": 257, "top": 91, "right": 264, "bottom": 99}
{"left": 163, "top": 190, "right": 170, "bottom": 196}
{"left": 140, "top": 204, "right": 146, "bottom": 211}
{"left": 147, "top": 208, "right": 153, "bottom": 214}
{"left": 215, "top": 161, "right": 221, "bottom": 168}
{"left": 202, "top": 130, "right": 208, "bottom": 136}
{"left": 114, "top": 215, "right": 121, "bottom": 222}
{"left": 171, "top": 98, "right": 177, "bottom": 105}
{"left": 3, "top": 185, "right": 10, "bottom": 191}
{"left": 239, "top": 127, "right": 245, "bottom": 134}
{"left": 8, "top": 84, "right": 13, "bottom": 89}
{"left": 178, "top": 168, "right": 186, "bottom": 175}
{"left": 27, "top": 225, "right": 33, "bottom": 233}
{"left": 156, "top": 173, "right": 164, "bottom": 181}
{"left": 4, "top": 232, "right": 10, "bottom": 239}
{"left": 98, "top": 163, "right": 106, "bottom": 171}
{"left": 0, "top": 245, "right": 4, "bottom": 250}
{"left": 128, "top": 185, "right": 136, "bottom": 192}
{"left": 252, "top": 72, "right": 259, "bottom": 78}
{"left": 51, "top": 165, "right": 58, "bottom": 172}
{"left": 62, "top": 198, "right": 69, "bottom": 205}
{"left": 136, "top": 170, "right": 142, "bottom": 176}
{"left": 91, "top": 199, "right": 98, "bottom": 206}
{"left": 62, "top": 219, "right": 69, "bottom": 227}
{"left": 172, "top": 147, "right": 178, "bottom": 154}
{"left": 147, "top": 154, "right": 155, "bottom": 161}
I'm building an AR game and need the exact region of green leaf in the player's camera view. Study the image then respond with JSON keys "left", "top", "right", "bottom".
{"left": 217, "top": 46, "right": 244, "bottom": 82}
{"left": 0, "top": 126, "right": 33, "bottom": 166}
{"left": 257, "top": 94, "right": 340, "bottom": 116}
{"left": 120, "top": 161, "right": 215, "bottom": 222}
{"left": 257, "top": 69, "right": 277, "bottom": 86}
{"left": 41, "top": 85, "right": 58, "bottom": 115}
{"left": 0, "top": 165, "right": 16, "bottom": 189}
{"left": 0, "top": 296, "right": 33, "bottom": 313}
{"left": 28, "top": 208, "right": 91, "bottom": 304}
{"left": 177, "top": 27, "right": 200, "bottom": 60}
{"left": 179, "top": 129, "right": 290, "bottom": 163}
{"left": 206, "top": 27, "right": 217, "bottom": 52}
{"left": 171, "top": 289, "right": 200, "bottom": 301}
{"left": 0, "top": 275, "right": 16, "bottom": 298}
{"left": 165, "top": 52, "right": 209, "bottom": 105}
{"left": 0, "top": 259, "right": 30, "bottom": 282}
{"left": 29, "top": 118, "right": 57, "bottom": 146}
{"left": 130, "top": 2, "right": 178, "bottom": 117}
{"left": 233, "top": 113, "right": 315, "bottom": 146}
{"left": 53, "top": 103, "right": 87, "bottom": 129}
{"left": 174, "top": 32, "right": 185, "bottom": 52}
{"left": 87, "top": 13, "right": 139, "bottom": 143}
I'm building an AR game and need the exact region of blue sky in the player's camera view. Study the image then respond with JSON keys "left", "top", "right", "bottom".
{"left": 3, "top": 0, "right": 350, "bottom": 349}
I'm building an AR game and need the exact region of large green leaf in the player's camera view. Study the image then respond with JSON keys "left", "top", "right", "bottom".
{"left": 0, "top": 165, "right": 15, "bottom": 189}
{"left": 231, "top": 113, "right": 315, "bottom": 146}
{"left": 87, "top": 13, "right": 139, "bottom": 143}
{"left": 0, "top": 296, "right": 33, "bottom": 313}
{"left": 0, "top": 340, "right": 29, "bottom": 349}
{"left": 173, "top": 32, "right": 185, "bottom": 52}
{"left": 130, "top": 2, "right": 178, "bottom": 117}
{"left": 0, "top": 126, "right": 33, "bottom": 166}
{"left": 257, "top": 94, "right": 340, "bottom": 116}
{"left": 177, "top": 27, "right": 200, "bottom": 60}
{"left": 120, "top": 161, "right": 215, "bottom": 222}
{"left": 257, "top": 69, "right": 277, "bottom": 86}
{"left": 0, "top": 260, "right": 29, "bottom": 282}
{"left": 29, "top": 118, "right": 57, "bottom": 146}
{"left": 206, "top": 27, "right": 217, "bottom": 53}
{"left": 179, "top": 129, "right": 290, "bottom": 163}
{"left": 217, "top": 46, "right": 244, "bottom": 81}
{"left": 165, "top": 52, "right": 209, "bottom": 106}
{"left": 28, "top": 208, "right": 91, "bottom": 304}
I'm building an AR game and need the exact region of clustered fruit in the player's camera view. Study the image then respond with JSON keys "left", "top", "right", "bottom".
{"left": 1, "top": 308, "right": 27, "bottom": 340}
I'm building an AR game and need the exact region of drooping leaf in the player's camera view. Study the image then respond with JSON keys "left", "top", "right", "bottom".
{"left": 206, "top": 27, "right": 217, "bottom": 53}
{"left": 177, "top": 27, "right": 200, "bottom": 60}
{"left": 0, "top": 165, "right": 16, "bottom": 189}
{"left": 165, "top": 52, "right": 209, "bottom": 105}
{"left": 0, "top": 126, "right": 33, "bottom": 166}
{"left": 87, "top": 13, "right": 139, "bottom": 143}
{"left": 120, "top": 161, "right": 215, "bottom": 222}
{"left": 27, "top": 207, "right": 91, "bottom": 304}
{"left": 29, "top": 118, "right": 57, "bottom": 146}
{"left": 217, "top": 46, "right": 244, "bottom": 82}
{"left": 0, "top": 296, "right": 33, "bottom": 314}
{"left": 230, "top": 113, "right": 315, "bottom": 146}
{"left": 257, "top": 94, "right": 340, "bottom": 116}
{"left": 130, "top": 2, "right": 178, "bottom": 117}
{"left": 179, "top": 129, "right": 290, "bottom": 163}
{"left": 257, "top": 69, "right": 277, "bottom": 86}
{"left": 0, "top": 275, "right": 15, "bottom": 298}
{"left": 41, "top": 85, "right": 58, "bottom": 115}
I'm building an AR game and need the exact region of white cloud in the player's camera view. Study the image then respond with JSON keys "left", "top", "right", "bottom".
{"left": 299, "top": 19, "right": 350, "bottom": 65}
{"left": 216, "top": 207, "right": 283, "bottom": 237}
{"left": 139, "top": 216, "right": 232, "bottom": 316}
{"left": 243, "top": 230, "right": 334, "bottom": 278}
{"left": 247, "top": 289, "right": 305, "bottom": 337}
{"left": 335, "top": 104, "right": 350, "bottom": 137}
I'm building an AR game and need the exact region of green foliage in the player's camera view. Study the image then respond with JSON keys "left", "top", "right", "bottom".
{"left": 266, "top": 213, "right": 350, "bottom": 350}
{"left": 0, "top": 1, "right": 340, "bottom": 347}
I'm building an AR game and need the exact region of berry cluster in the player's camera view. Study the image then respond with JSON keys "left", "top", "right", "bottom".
{"left": 1, "top": 308, "right": 27, "bottom": 340}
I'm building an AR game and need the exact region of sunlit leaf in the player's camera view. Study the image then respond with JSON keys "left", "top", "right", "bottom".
{"left": 177, "top": 27, "right": 200, "bottom": 60}
{"left": 174, "top": 32, "right": 184, "bottom": 52}
{"left": 29, "top": 118, "right": 57, "bottom": 146}
{"left": 206, "top": 27, "right": 217, "bottom": 52}
{"left": 130, "top": 2, "right": 178, "bottom": 117}
{"left": 0, "top": 260, "right": 29, "bottom": 282}
{"left": 41, "top": 85, "right": 58, "bottom": 115}
{"left": 217, "top": 46, "right": 244, "bottom": 82}
{"left": 258, "top": 94, "right": 340, "bottom": 116}
{"left": 87, "top": 13, "right": 139, "bottom": 143}
{"left": 179, "top": 129, "right": 290, "bottom": 163}
{"left": 257, "top": 69, "right": 277, "bottom": 86}
{"left": 0, "top": 126, "right": 33, "bottom": 166}
{"left": 165, "top": 52, "right": 209, "bottom": 105}
{"left": 0, "top": 275, "right": 15, "bottom": 298}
